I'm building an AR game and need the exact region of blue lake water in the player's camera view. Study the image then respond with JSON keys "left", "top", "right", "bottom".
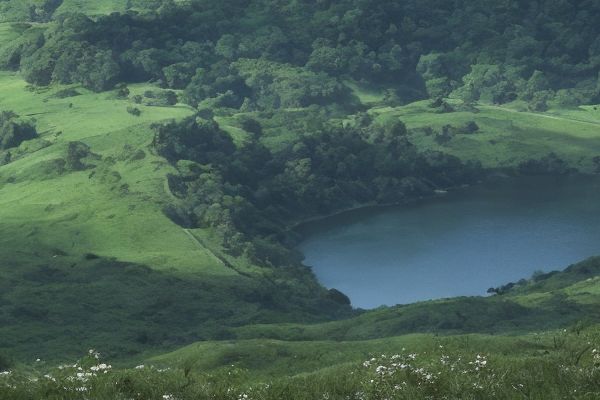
{"left": 297, "top": 176, "right": 600, "bottom": 309}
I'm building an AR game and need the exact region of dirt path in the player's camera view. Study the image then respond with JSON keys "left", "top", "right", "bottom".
{"left": 480, "top": 105, "right": 600, "bottom": 128}
{"left": 182, "top": 228, "right": 253, "bottom": 278}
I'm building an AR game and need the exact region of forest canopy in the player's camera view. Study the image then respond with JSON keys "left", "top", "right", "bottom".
{"left": 1, "top": 0, "right": 599, "bottom": 107}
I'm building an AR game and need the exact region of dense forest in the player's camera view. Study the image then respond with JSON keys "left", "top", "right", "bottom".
{"left": 1, "top": 0, "right": 599, "bottom": 109}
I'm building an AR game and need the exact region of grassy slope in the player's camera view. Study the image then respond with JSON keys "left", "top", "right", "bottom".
{"left": 151, "top": 325, "right": 600, "bottom": 381}
{"left": 343, "top": 83, "right": 600, "bottom": 171}
{"left": 0, "top": 72, "right": 224, "bottom": 273}
{"left": 0, "top": 72, "right": 270, "bottom": 360}
{"left": 2, "top": 323, "right": 599, "bottom": 399}
{"left": 55, "top": 0, "right": 130, "bottom": 15}
{"left": 140, "top": 256, "right": 600, "bottom": 386}
{"left": 151, "top": 332, "right": 544, "bottom": 378}
{"left": 0, "top": 23, "right": 21, "bottom": 47}
{"left": 369, "top": 99, "right": 600, "bottom": 172}
{"left": 0, "top": 70, "right": 349, "bottom": 363}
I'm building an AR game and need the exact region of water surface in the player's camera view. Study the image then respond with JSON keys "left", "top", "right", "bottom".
{"left": 297, "top": 176, "right": 600, "bottom": 308}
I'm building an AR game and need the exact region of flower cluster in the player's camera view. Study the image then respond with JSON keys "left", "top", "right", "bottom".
{"left": 357, "top": 347, "right": 503, "bottom": 399}
{"left": 362, "top": 351, "right": 439, "bottom": 396}
{"left": 469, "top": 354, "right": 488, "bottom": 372}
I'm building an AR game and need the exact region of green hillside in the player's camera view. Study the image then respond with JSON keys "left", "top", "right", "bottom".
{"left": 372, "top": 100, "right": 600, "bottom": 171}
{"left": 1, "top": 258, "right": 599, "bottom": 398}
{"left": 0, "top": 0, "right": 600, "bottom": 398}
{"left": 0, "top": 70, "right": 356, "bottom": 362}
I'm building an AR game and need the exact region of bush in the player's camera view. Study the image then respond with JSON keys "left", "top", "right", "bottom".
{"left": 0, "top": 110, "right": 37, "bottom": 150}
{"left": 52, "top": 88, "right": 81, "bottom": 99}
{"left": 115, "top": 84, "right": 130, "bottom": 99}
{"left": 143, "top": 90, "right": 178, "bottom": 106}
{"left": 518, "top": 153, "right": 573, "bottom": 175}
{"left": 65, "top": 141, "right": 98, "bottom": 171}
{"left": 126, "top": 106, "right": 141, "bottom": 116}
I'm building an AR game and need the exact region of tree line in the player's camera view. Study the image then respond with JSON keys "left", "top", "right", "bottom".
{"left": 0, "top": 0, "right": 598, "bottom": 109}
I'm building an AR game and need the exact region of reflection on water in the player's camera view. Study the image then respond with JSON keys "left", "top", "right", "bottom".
{"left": 297, "top": 176, "right": 600, "bottom": 309}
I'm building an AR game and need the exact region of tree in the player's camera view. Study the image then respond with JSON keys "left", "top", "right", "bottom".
{"left": 0, "top": 111, "right": 37, "bottom": 150}
{"left": 65, "top": 141, "right": 95, "bottom": 171}
{"left": 239, "top": 116, "right": 262, "bottom": 137}
{"left": 523, "top": 70, "right": 550, "bottom": 100}
{"left": 215, "top": 34, "right": 238, "bottom": 60}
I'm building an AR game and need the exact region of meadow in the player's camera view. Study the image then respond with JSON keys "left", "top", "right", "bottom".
{"left": 1, "top": 324, "right": 599, "bottom": 399}
{"left": 360, "top": 94, "right": 600, "bottom": 173}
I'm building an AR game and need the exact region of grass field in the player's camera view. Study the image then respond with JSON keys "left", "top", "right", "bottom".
{"left": 0, "top": 72, "right": 224, "bottom": 272}
{"left": 0, "top": 72, "right": 276, "bottom": 361}
{"left": 2, "top": 323, "right": 599, "bottom": 399}
{"left": 367, "top": 100, "right": 600, "bottom": 172}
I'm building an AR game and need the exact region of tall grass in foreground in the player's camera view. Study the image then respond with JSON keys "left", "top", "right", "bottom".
{"left": 1, "top": 330, "right": 599, "bottom": 399}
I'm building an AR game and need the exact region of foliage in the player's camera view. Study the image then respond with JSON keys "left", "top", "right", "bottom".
{"left": 154, "top": 113, "right": 483, "bottom": 264}
{"left": 0, "top": 110, "right": 37, "bottom": 150}
{"left": 1, "top": 0, "right": 599, "bottom": 107}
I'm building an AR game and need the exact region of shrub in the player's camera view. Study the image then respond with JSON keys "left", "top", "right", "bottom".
{"left": 0, "top": 110, "right": 37, "bottom": 150}
{"left": 126, "top": 106, "right": 141, "bottom": 116}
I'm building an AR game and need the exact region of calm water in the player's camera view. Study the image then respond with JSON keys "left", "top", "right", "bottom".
{"left": 297, "top": 176, "right": 600, "bottom": 309}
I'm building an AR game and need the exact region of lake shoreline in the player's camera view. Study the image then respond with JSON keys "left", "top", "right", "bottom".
{"left": 289, "top": 170, "right": 597, "bottom": 235}
{"left": 297, "top": 173, "right": 600, "bottom": 308}
{"left": 286, "top": 184, "right": 472, "bottom": 234}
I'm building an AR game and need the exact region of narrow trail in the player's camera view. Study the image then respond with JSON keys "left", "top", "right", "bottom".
{"left": 182, "top": 228, "right": 253, "bottom": 278}
{"left": 480, "top": 105, "right": 600, "bottom": 128}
